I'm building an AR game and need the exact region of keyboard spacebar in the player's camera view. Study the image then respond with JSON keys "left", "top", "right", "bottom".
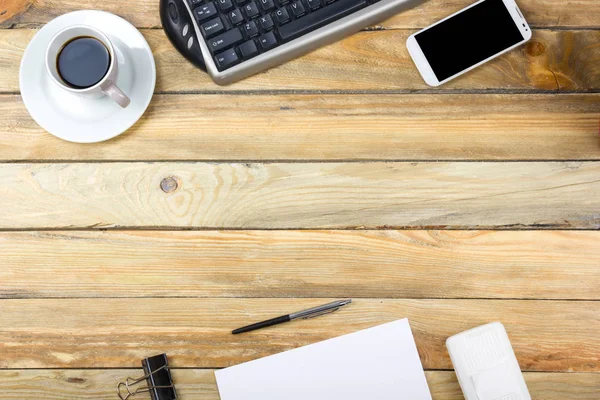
{"left": 278, "top": 0, "right": 368, "bottom": 41}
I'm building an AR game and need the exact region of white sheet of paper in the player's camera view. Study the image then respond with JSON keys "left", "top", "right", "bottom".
{"left": 215, "top": 318, "right": 432, "bottom": 400}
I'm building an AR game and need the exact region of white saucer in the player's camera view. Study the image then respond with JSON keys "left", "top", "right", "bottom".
{"left": 20, "top": 10, "right": 156, "bottom": 143}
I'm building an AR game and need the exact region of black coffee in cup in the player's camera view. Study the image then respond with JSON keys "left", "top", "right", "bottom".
{"left": 57, "top": 36, "right": 111, "bottom": 89}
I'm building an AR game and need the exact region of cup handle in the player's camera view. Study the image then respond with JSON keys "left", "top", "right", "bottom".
{"left": 102, "top": 81, "right": 131, "bottom": 108}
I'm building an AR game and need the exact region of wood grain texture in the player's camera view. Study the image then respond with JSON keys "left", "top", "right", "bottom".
{"left": 2, "top": 230, "right": 600, "bottom": 300}
{"left": 2, "top": 29, "right": 599, "bottom": 92}
{"left": 1, "top": 162, "right": 600, "bottom": 229}
{"left": 1, "top": 94, "right": 599, "bottom": 161}
{"left": 1, "top": 1, "right": 599, "bottom": 396}
{"left": 0, "top": 369, "right": 598, "bottom": 400}
{"left": 1, "top": 298, "right": 598, "bottom": 370}
{"left": 1, "top": 0, "right": 599, "bottom": 28}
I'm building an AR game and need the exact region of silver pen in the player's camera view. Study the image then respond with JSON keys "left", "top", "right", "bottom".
{"left": 232, "top": 299, "right": 352, "bottom": 334}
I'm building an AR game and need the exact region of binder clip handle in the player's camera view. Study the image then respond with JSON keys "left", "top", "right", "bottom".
{"left": 117, "top": 354, "right": 177, "bottom": 400}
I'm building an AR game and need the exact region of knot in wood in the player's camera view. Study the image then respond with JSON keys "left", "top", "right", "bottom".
{"left": 160, "top": 176, "right": 179, "bottom": 193}
{"left": 525, "top": 41, "right": 546, "bottom": 57}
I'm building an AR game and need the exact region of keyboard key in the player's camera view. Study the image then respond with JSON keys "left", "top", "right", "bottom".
{"left": 258, "top": 14, "right": 274, "bottom": 30}
{"left": 243, "top": 20, "right": 259, "bottom": 37}
{"left": 228, "top": 8, "right": 245, "bottom": 24}
{"left": 208, "top": 28, "right": 244, "bottom": 52}
{"left": 217, "top": 0, "right": 234, "bottom": 11}
{"left": 259, "top": 0, "right": 276, "bottom": 11}
{"left": 194, "top": 2, "right": 218, "bottom": 22}
{"left": 239, "top": 40, "right": 259, "bottom": 58}
{"left": 258, "top": 31, "right": 278, "bottom": 50}
{"left": 201, "top": 17, "right": 226, "bottom": 38}
{"left": 243, "top": 1, "right": 260, "bottom": 18}
{"left": 306, "top": 0, "right": 320, "bottom": 10}
{"left": 274, "top": 7, "right": 290, "bottom": 24}
{"left": 215, "top": 48, "right": 240, "bottom": 69}
{"left": 278, "top": 0, "right": 366, "bottom": 41}
{"left": 290, "top": 1, "right": 305, "bottom": 17}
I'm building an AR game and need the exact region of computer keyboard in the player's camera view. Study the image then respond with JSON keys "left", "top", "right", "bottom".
{"left": 161, "top": 0, "right": 425, "bottom": 84}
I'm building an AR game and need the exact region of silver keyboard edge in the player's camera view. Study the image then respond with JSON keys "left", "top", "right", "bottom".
{"left": 182, "top": 0, "right": 425, "bottom": 85}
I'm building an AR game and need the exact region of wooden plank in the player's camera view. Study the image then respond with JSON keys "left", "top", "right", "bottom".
{"left": 2, "top": 230, "right": 600, "bottom": 300}
{"left": 2, "top": 29, "right": 599, "bottom": 92}
{"left": 0, "top": 298, "right": 598, "bottom": 370}
{"left": 1, "top": 0, "right": 598, "bottom": 29}
{"left": 1, "top": 162, "right": 600, "bottom": 229}
{"left": 0, "top": 94, "right": 599, "bottom": 161}
{"left": 0, "top": 369, "right": 597, "bottom": 400}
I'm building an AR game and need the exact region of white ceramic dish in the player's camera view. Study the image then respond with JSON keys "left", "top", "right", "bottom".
{"left": 20, "top": 10, "right": 156, "bottom": 143}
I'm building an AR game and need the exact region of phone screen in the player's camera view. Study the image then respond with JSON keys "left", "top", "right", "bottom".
{"left": 415, "top": 0, "right": 524, "bottom": 82}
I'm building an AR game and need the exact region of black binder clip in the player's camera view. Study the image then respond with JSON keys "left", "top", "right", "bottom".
{"left": 117, "top": 354, "right": 177, "bottom": 400}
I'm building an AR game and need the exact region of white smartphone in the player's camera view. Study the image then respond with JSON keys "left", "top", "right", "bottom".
{"left": 407, "top": 0, "right": 531, "bottom": 86}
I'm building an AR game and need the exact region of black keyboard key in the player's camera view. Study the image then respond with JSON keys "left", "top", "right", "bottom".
{"left": 239, "top": 40, "right": 259, "bottom": 58}
{"left": 189, "top": 0, "right": 204, "bottom": 7}
{"left": 215, "top": 48, "right": 240, "bottom": 69}
{"left": 216, "top": 0, "right": 234, "bottom": 11}
{"left": 194, "top": 2, "right": 218, "bottom": 23}
{"left": 258, "top": 14, "right": 274, "bottom": 30}
{"left": 278, "top": 0, "right": 367, "bottom": 41}
{"left": 274, "top": 7, "right": 290, "bottom": 24}
{"left": 290, "top": 1, "right": 306, "bottom": 17}
{"left": 208, "top": 28, "right": 244, "bottom": 52}
{"left": 228, "top": 8, "right": 245, "bottom": 24}
{"left": 259, "top": 0, "right": 276, "bottom": 11}
{"left": 306, "top": 0, "right": 320, "bottom": 10}
{"left": 201, "top": 17, "right": 226, "bottom": 38}
{"left": 258, "top": 31, "right": 278, "bottom": 50}
{"left": 243, "top": 20, "right": 259, "bottom": 37}
{"left": 243, "top": 1, "right": 260, "bottom": 18}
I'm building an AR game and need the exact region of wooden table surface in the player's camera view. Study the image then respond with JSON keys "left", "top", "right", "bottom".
{"left": 1, "top": 0, "right": 599, "bottom": 398}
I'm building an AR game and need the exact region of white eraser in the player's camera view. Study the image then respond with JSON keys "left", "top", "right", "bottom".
{"left": 446, "top": 322, "right": 531, "bottom": 400}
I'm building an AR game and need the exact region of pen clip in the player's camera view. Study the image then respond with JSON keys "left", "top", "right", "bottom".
{"left": 301, "top": 307, "right": 340, "bottom": 320}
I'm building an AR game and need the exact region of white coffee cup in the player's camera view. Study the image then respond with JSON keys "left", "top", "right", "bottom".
{"left": 45, "top": 25, "right": 130, "bottom": 108}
